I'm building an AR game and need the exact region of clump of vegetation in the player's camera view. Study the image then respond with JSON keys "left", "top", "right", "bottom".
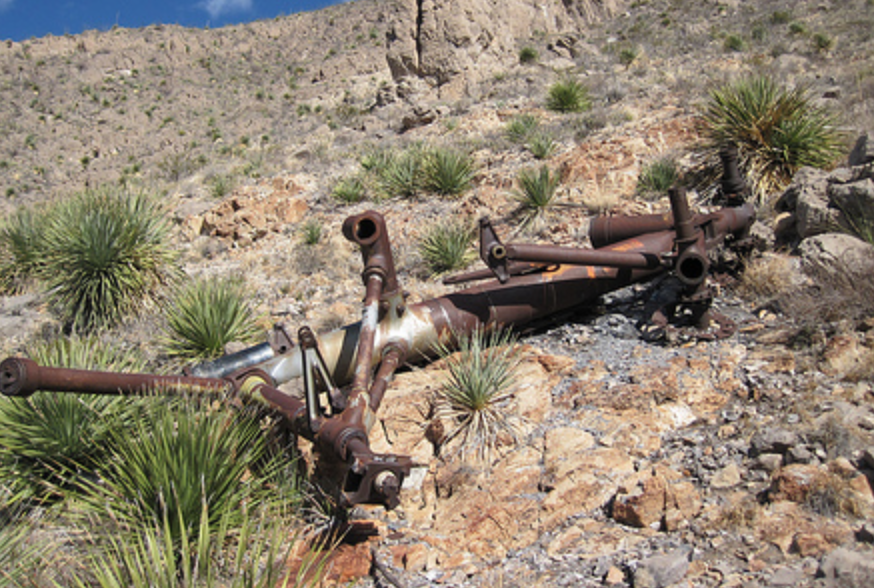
{"left": 512, "top": 165, "right": 562, "bottom": 231}
{"left": 637, "top": 157, "right": 679, "bottom": 197}
{"left": 209, "top": 173, "right": 236, "bottom": 199}
{"left": 377, "top": 147, "right": 424, "bottom": 198}
{"left": 504, "top": 114, "right": 540, "bottom": 144}
{"left": 739, "top": 253, "right": 796, "bottom": 300}
{"left": 433, "top": 328, "right": 521, "bottom": 463}
{"left": 301, "top": 218, "right": 323, "bottom": 245}
{"left": 422, "top": 146, "right": 476, "bottom": 197}
{"left": 332, "top": 176, "right": 366, "bottom": 204}
{"left": 0, "top": 206, "right": 47, "bottom": 294}
{"left": 0, "top": 336, "right": 146, "bottom": 506}
{"left": 41, "top": 186, "right": 178, "bottom": 331}
{"left": 723, "top": 34, "right": 745, "bottom": 52}
{"left": 698, "top": 76, "right": 843, "bottom": 202}
{"left": 161, "top": 275, "right": 261, "bottom": 361}
{"left": 546, "top": 78, "right": 591, "bottom": 113}
{"left": 519, "top": 46, "right": 538, "bottom": 64}
{"left": 527, "top": 132, "right": 557, "bottom": 160}
{"left": 812, "top": 32, "right": 834, "bottom": 53}
{"left": 418, "top": 217, "right": 477, "bottom": 276}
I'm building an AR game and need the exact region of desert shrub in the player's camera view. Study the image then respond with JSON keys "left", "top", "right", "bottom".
{"left": 789, "top": 21, "right": 808, "bottom": 35}
{"left": 528, "top": 132, "right": 557, "bottom": 160}
{"left": 546, "top": 78, "right": 591, "bottom": 113}
{"left": 812, "top": 32, "right": 834, "bottom": 53}
{"left": 332, "top": 176, "right": 366, "bottom": 204}
{"left": 512, "top": 165, "right": 561, "bottom": 231}
{"left": 418, "top": 217, "right": 477, "bottom": 276}
{"left": 161, "top": 275, "right": 261, "bottom": 361}
{"left": 0, "top": 205, "right": 48, "bottom": 294}
{"left": 504, "top": 114, "right": 539, "bottom": 144}
{"left": 0, "top": 507, "right": 45, "bottom": 586}
{"left": 770, "top": 10, "right": 792, "bottom": 25}
{"left": 619, "top": 46, "right": 639, "bottom": 68}
{"left": 698, "top": 76, "right": 842, "bottom": 202}
{"left": 77, "top": 396, "right": 290, "bottom": 546}
{"left": 739, "top": 254, "right": 796, "bottom": 299}
{"left": 41, "top": 186, "right": 178, "bottom": 331}
{"left": 637, "top": 157, "right": 679, "bottom": 196}
{"left": 804, "top": 469, "right": 865, "bottom": 518}
{"left": 723, "top": 34, "right": 745, "bottom": 52}
{"left": 433, "top": 328, "right": 521, "bottom": 463}
{"left": 209, "top": 173, "right": 235, "bottom": 199}
{"left": 519, "top": 46, "right": 538, "bottom": 64}
{"left": 301, "top": 219, "right": 323, "bottom": 245}
{"left": 377, "top": 148, "right": 423, "bottom": 198}
{"left": 0, "top": 336, "right": 146, "bottom": 506}
{"left": 422, "top": 146, "right": 476, "bottom": 197}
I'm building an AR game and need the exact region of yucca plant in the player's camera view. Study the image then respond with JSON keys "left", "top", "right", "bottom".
{"left": 546, "top": 78, "right": 591, "bottom": 113}
{"left": 418, "top": 218, "right": 477, "bottom": 276}
{"left": 527, "top": 132, "right": 557, "bottom": 160}
{"left": 40, "top": 186, "right": 178, "bottom": 331}
{"left": 433, "top": 328, "right": 521, "bottom": 464}
{"left": 301, "top": 219, "right": 323, "bottom": 245}
{"left": 637, "top": 157, "right": 679, "bottom": 196}
{"left": 0, "top": 503, "right": 46, "bottom": 586}
{"left": 377, "top": 149, "right": 423, "bottom": 198}
{"left": 512, "top": 165, "right": 562, "bottom": 232}
{"left": 504, "top": 114, "right": 539, "bottom": 143}
{"left": 0, "top": 205, "right": 48, "bottom": 294}
{"left": 331, "top": 176, "right": 366, "bottom": 204}
{"left": 161, "top": 275, "right": 262, "bottom": 361}
{"left": 422, "top": 147, "right": 476, "bottom": 197}
{"left": 78, "top": 396, "right": 288, "bottom": 546}
{"left": 0, "top": 337, "right": 146, "bottom": 505}
{"left": 698, "top": 76, "right": 842, "bottom": 202}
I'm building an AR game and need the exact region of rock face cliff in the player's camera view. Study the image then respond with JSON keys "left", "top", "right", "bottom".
{"left": 385, "top": 0, "right": 626, "bottom": 98}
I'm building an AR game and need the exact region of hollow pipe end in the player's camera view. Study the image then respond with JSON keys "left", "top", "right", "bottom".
{"left": 0, "top": 357, "right": 38, "bottom": 397}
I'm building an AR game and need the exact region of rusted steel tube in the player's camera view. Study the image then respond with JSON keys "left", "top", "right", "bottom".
{"left": 497, "top": 242, "right": 665, "bottom": 270}
{"left": 264, "top": 228, "right": 680, "bottom": 388}
{"left": 343, "top": 211, "right": 400, "bottom": 298}
{"left": 368, "top": 344, "right": 406, "bottom": 414}
{"left": 0, "top": 356, "right": 229, "bottom": 398}
{"left": 351, "top": 274, "right": 384, "bottom": 396}
{"left": 669, "top": 187, "right": 696, "bottom": 244}
{"left": 589, "top": 212, "right": 676, "bottom": 248}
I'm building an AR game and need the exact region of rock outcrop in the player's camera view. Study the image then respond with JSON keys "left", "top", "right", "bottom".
{"left": 385, "top": 0, "right": 627, "bottom": 99}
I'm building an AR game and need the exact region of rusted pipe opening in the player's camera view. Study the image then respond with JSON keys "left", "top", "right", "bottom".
{"left": 677, "top": 251, "right": 708, "bottom": 286}
{"left": 353, "top": 216, "right": 378, "bottom": 244}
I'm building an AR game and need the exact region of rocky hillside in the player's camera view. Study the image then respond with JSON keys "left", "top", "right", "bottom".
{"left": 2, "top": 0, "right": 874, "bottom": 586}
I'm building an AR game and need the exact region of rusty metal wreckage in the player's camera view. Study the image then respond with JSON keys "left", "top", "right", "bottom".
{"left": 0, "top": 147, "right": 756, "bottom": 510}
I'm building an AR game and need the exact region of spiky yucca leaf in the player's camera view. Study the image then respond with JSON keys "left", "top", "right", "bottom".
{"left": 699, "top": 76, "right": 842, "bottom": 202}
{"left": 161, "top": 275, "right": 262, "bottom": 361}
{"left": 0, "top": 337, "right": 146, "bottom": 505}
{"left": 418, "top": 218, "right": 477, "bottom": 276}
{"left": 0, "top": 205, "right": 48, "bottom": 294}
{"left": 546, "top": 79, "right": 591, "bottom": 113}
{"left": 41, "top": 186, "right": 178, "bottom": 331}
{"left": 433, "top": 328, "right": 521, "bottom": 464}
{"left": 78, "top": 396, "right": 288, "bottom": 546}
{"left": 422, "top": 147, "right": 476, "bottom": 197}
{"left": 512, "top": 165, "right": 561, "bottom": 232}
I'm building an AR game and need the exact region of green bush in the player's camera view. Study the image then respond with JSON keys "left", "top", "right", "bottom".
{"left": 433, "top": 328, "right": 521, "bottom": 463}
{"left": 0, "top": 337, "right": 146, "bottom": 505}
{"left": 546, "top": 78, "right": 591, "bottom": 113}
{"left": 78, "top": 396, "right": 288, "bottom": 546}
{"left": 301, "top": 218, "right": 323, "bottom": 245}
{"left": 0, "top": 206, "right": 48, "bottom": 294}
{"left": 519, "top": 46, "right": 538, "bottom": 64}
{"left": 527, "top": 132, "right": 557, "bottom": 160}
{"left": 512, "top": 165, "right": 561, "bottom": 231}
{"left": 637, "top": 157, "right": 679, "bottom": 196}
{"left": 504, "top": 114, "right": 539, "bottom": 144}
{"left": 812, "top": 32, "right": 834, "bottom": 53}
{"left": 422, "top": 147, "right": 476, "bottom": 197}
{"left": 698, "top": 76, "right": 842, "bottom": 201}
{"left": 377, "top": 148, "right": 423, "bottom": 198}
{"left": 723, "top": 34, "right": 745, "bottom": 52}
{"left": 418, "top": 218, "right": 477, "bottom": 276}
{"left": 332, "top": 176, "right": 366, "bottom": 204}
{"left": 41, "top": 187, "right": 178, "bottom": 331}
{"left": 161, "top": 275, "right": 261, "bottom": 361}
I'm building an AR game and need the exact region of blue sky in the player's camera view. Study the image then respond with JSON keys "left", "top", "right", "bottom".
{"left": 0, "top": 1, "right": 344, "bottom": 41}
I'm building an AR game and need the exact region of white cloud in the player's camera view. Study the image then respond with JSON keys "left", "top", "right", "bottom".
{"left": 200, "top": 0, "right": 253, "bottom": 20}
{"left": 0, "top": 0, "right": 13, "bottom": 14}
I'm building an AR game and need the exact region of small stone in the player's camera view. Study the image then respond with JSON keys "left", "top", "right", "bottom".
{"left": 711, "top": 463, "right": 742, "bottom": 489}
{"left": 633, "top": 547, "right": 691, "bottom": 588}
{"left": 604, "top": 565, "right": 625, "bottom": 585}
{"left": 770, "top": 566, "right": 805, "bottom": 586}
{"left": 755, "top": 453, "right": 784, "bottom": 472}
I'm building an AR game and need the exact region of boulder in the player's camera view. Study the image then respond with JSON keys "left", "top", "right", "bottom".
{"left": 820, "top": 548, "right": 874, "bottom": 588}
{"left": 799, "top": 232, "right": 874, "bottom": 282}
